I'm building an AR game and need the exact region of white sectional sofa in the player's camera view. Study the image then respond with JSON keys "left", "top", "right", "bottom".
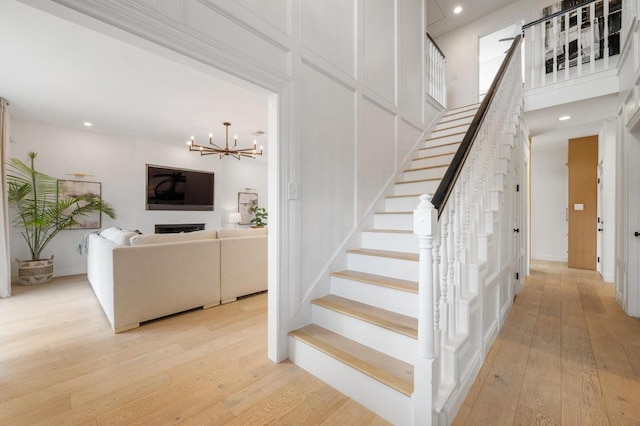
{"left": 87, "top": 227, "right": 267, "bottom": 333}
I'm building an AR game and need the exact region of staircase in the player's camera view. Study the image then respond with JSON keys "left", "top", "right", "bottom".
{"left": 288, "top": 103, "right": 480, "bottom": 425}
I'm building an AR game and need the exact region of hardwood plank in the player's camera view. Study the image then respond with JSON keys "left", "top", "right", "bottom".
{"left": 221, "top": 361, "right": 304, "bottom": 416}
{"left": 596, "top": 357, "right": 640, "bottom": 422}
{"left": 320, "top": 399, "right": 380, "bottom": 425}
{"left": 0, "top": 277, "right": 382, "bottom": 425}
{"left": 454, "top": 261, "right": 640, "bottom": 426}
{"left": 274, "top": 383, "right": 349, "bottom": 424}
{"left": 513, "top": 404, "right": 560, "bottom": 426}
{"left": 221, "top": 374, "right": 325, "bottom": 425}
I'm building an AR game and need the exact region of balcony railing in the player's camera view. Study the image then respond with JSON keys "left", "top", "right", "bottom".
{"left": 523, "top": 0, "right": 621, "bottom": 89}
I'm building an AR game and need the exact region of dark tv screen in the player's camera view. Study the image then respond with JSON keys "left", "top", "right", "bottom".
{"left": 146, "top": 165, "right": 214, "bottom": 211}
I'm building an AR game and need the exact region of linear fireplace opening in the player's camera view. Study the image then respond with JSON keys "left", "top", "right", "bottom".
{"left": 155, "top": 223, "right": 205, "bottom": 234}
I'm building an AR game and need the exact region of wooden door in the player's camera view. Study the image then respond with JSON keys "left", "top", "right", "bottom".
{"left": 568, "top": 135, "right": 598, "bottom": 270}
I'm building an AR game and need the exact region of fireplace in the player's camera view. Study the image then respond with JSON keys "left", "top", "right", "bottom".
{"left": 155, "top": 223, "right": 205, "bottom": 234}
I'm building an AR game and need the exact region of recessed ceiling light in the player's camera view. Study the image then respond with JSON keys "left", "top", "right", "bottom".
{"left": 83, "top": 122, "right": 92, "bottom": 127}
{"left": 558, "top": 115, "right": 571, "bottom": 121}
{"left": 453, "top": 6, "right": 462, "bottom": 14}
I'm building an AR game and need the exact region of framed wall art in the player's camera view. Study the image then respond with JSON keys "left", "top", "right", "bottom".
{"left": 57, "top": 180, "right": 102, "bottom": 229}
{"left": 237, "top": 192, "right": 258, "bottom": 225}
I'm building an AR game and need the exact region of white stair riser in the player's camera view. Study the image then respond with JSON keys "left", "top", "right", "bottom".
{"left": 444, "top": 105, "right": 479, "bottom": 118}
{"left": 429, "top": 124, "right": 469, "bottom": 138}
{"left": 419, "top": 143, "right": 461, "bottom": 157}
{"left": 412, "top": 153, "right": 456, "bottom": 169}
{"left": 385, "top": 196, "right": 422, "bottom": 212}
{"left": 288, "top": 337, "right": 413, "bottom": 426}
{"left": 374, "top": 213, "right": 413, "bottom": 230}
{"left": 362, "top": 231, "right": 418, "bottom": 254}
{"left": 435, "top": 115, "right": 474, "bottom": 130}
{"left": 347, "top": 253, "right": 418, "bottom": 281}
{"left": 393, "top": 180, "right": 440, "bottom": 196}
{"left": 330, "top": 276, "right": 418, "bottom": 318}
{"left": 311, "top": 304, "right": 418, "bottom": 364}
{"left": 403, "top": 166, "right": 447, "bottom": 181}
{"left": 425, "top": 133, "right": 464, "bottom": 147}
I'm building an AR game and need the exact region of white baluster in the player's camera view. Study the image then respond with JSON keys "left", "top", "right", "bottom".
{"left": 439, "top": 208, "right": 449, "bottom": 344}
{"left": 447, "top": 202, "right": 455, "bottom": 339}
{"left": 433, "top": 236, "right": 441, "bottom": 349}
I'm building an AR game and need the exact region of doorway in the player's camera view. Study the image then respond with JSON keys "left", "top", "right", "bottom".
{"left": 568, "top": 135, "right": 598, "bottom": 269}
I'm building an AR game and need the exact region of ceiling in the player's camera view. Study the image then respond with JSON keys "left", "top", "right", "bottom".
{"left": 0, "top": 0, "right": 269, "bottom": 154}
{"left": 427, "top": 0, "right": 523, "bottom": 37}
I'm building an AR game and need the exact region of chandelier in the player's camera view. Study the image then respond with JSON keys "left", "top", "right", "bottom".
{"left": 187, "top": 122, "right": 263, "bottom": 160}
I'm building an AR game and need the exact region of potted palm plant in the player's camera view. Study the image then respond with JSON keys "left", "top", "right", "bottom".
{"left": 7, "top": 152, "right": 116, "bottom": 285}
{"left": 250, "top": 206, "right": 268, "bottom": 227}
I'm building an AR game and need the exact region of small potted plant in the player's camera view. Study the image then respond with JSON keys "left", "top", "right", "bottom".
{"left": 250, "top": 206, "right": 268, "bottom": 228}
{"left": 7, "top": 152, "right": 116, "bottom": 285}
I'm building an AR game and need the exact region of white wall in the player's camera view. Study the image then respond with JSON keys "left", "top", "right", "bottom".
{"left": 435, "top": 0, "right": 548, "bottom": 108}
{"left": 531, "top": 144, "right": 568, "bottom": 261}
{"left": 8, "top": 117, "right": 267, "bottom": 278}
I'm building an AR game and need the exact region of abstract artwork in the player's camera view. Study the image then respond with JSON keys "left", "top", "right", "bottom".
{"left": 57, "top": 180, "right": 102, "bottom": 229}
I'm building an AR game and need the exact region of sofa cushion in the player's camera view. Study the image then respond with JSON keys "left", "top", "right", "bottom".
{"left": 130, "top": 229, "right": 218, "bottom": 246}
{"left": 99, "top": 227, "right": 138, "bottom": 246}
{"left": 217, "top": 227, "right": 267, "bottom": 239}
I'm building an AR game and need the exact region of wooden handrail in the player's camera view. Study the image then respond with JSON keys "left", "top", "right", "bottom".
{"left": 426, "top": 32, "right": 445, "bottom": 59}
{"left": 431, "top": 35, "right": 521, "bottom": 215}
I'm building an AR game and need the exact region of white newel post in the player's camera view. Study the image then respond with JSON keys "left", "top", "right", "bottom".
{"left": 414, "top": 194, "right": 437, "bottom": 358}
{"left": 413, "top": 194, "right": 437, "bottom": 425}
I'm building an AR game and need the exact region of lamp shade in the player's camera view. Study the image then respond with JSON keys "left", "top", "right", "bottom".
{"left": 229, "top": 212, "right": 242, "bottom": 224}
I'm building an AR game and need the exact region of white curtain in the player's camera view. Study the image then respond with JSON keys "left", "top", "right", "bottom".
{"left": 0, "top": 98, "right": 11, "bottom": 297}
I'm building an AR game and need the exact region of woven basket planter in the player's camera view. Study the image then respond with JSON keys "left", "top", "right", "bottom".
{"left": 16, "top": 255, "right": 54, "bottom": 286}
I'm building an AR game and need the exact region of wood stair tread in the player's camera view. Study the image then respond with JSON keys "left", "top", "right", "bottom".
{"left": 404, "top": 164, "right": 449, "bottom": 173}
{"left": 395, "top": 177, "right": 441, "bottom": 185}
{"left": 289, "top": 324, "right": 414, "bottom": 396}
{"left": 313, "top": 295, "right": 417, "bottom": 339}
{"left": 413, "top": 151, "right": 457, "bottom": 161}
{"left": 420, "top": 141, "right": 461, "bottom": 150}
{"left": 438, "top": 113, "right": 475, "bottom": 125}
{"left": 347, "top": 248, "right": 418, "bottom": 261}
{"left": 386, "top": 194, "right": 421, "bottom": 199}
{"left": 332, "top": 270, "right": 418, "bottom": 293}
{"left": 431, "top": 123, "right": 470, "bottom": 133}
{"left": 375, "top": 211, "right": 412, "bottom": 215}
{"left": 425, "top": 131, "right": 466, "bottom": 142}
{"left": 363, "top": 228, "right": 412, "bottom": 234}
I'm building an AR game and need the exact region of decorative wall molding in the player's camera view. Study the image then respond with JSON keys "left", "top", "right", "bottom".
{"left": 48, "top": 0, "right": 292, "bottom": 90}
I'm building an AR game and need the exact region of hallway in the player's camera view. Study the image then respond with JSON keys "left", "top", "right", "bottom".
{"left": 453, "top": 261, "right": 640, "bottom": 425}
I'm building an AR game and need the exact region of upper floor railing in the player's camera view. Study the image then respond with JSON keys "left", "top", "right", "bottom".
{"left": 523, "top": 0, "right": 621, "bottom": 90}
{"left": 426, "top": 32, "right": 446, "bottom": 108}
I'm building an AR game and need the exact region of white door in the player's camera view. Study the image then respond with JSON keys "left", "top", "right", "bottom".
{"left": 513, "top": 167, "right": 522, "bottom": 296}
{"left": 628, "top": 129, "right": 640, "bottom": 316}
{"left": 597, "top": 160, "right": 604, "bottom": 277}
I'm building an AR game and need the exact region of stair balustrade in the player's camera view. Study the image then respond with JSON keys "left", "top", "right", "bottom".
{"left": 413, "top": 35, "right": 524, "bottom": 424}
{"left": 426, "top": 33, "right": 446, "bottom": 108}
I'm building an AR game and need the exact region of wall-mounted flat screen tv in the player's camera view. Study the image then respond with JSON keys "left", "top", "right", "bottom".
{"left": 146, "top": 164, "right": 214, "bottom": 211}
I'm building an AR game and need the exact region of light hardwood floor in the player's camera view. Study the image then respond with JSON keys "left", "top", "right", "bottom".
{"left": 0, "top": 276, "right": 389, "bottom": 425}
{"left": 454, "top": 261, "right": 640, "bottom": 426}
